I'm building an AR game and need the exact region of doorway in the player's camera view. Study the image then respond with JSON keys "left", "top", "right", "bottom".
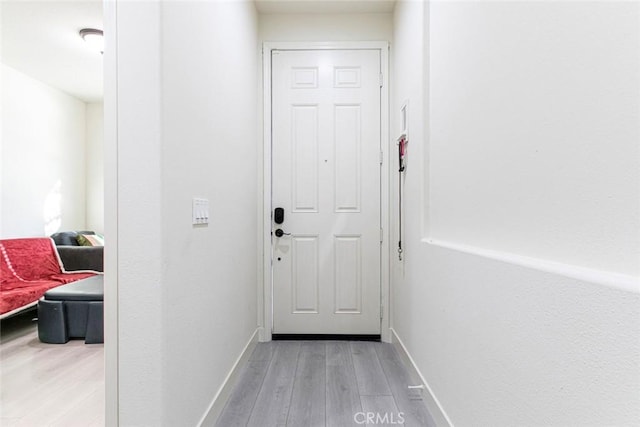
{"left": 262, "top": 43, "right": 391, "bottom": 340}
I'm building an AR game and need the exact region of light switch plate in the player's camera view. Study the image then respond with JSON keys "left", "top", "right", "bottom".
{"left": 192, "top": 198, "right": 209, "bottom": 225}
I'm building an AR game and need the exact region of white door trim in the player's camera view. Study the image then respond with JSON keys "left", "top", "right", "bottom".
{"left": 260, "top": 41, "right": 391, "bottom": 342}
{"left": 103, "top": 1, "right": 118, "bottom": 424}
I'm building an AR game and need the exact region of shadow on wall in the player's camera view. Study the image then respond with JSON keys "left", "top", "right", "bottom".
{"left": 43, "top": 179, "right": 62, "bottom": 235}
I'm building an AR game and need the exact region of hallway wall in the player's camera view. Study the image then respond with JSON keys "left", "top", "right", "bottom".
{"left": 109, "top": 1, "right": 259, "bottom": 425}
{"left": 428, "top": 2, "right": 639, "bottom": 277}
{"left": 392, "top": 1, "right": 640, "bottom": 425}
{"left": 160, "top": 1, "right": 259, "bottom": 424}
{"left": 259, "top": 12, "right": 392, "bottom": 42}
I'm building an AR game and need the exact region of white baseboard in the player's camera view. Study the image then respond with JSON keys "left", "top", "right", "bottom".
{"left": 198, "top": 328, "right": 259, "bottom": 427}
{"left": 390, "top": 328, "right": 453, "bottom": 427}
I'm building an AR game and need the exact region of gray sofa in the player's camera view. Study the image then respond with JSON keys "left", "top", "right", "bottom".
{"left": 38, "top": 231, "right": 104, "bottom": 344}
{"left": 50, "top": 231, "right": 103, "bottom": 272}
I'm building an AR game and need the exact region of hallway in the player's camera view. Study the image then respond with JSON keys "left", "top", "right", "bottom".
{"left": 105, "top": 0, "right": 640, "bottom": 424}
{"left": 216, "top": 341, "right": 436, "bottom": 427}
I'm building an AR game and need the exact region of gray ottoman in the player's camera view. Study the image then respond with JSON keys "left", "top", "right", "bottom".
{"left": 38, "top": 275, "right": 104, "bottom": 344}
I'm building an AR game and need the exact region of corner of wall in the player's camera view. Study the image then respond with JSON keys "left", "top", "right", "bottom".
{"left": 197, "top": 329, "right": 260, "bottom": 427}
{"left": 390, "top": 329, "right": 452, "bottom": 427}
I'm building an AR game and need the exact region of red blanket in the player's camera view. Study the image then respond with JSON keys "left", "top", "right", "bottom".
{"left": 0, "top": 238, "right": 96, "bottom": 316}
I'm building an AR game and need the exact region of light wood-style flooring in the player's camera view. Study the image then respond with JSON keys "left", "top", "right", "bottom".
{"left": 216, "top": 341, "right": 436, "bottom": 427}
{"left": 0, "top": 309, "right": 104, "bottom": 427}
{"left": 2, "top": 313, "right": 435, "bottom": 427}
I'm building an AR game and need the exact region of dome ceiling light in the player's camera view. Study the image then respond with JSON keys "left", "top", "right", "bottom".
{"left": 79, "top": 28, "right": 103, "bottom": 54}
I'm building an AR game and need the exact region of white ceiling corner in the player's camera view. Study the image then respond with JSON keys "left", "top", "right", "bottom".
{"left": 0, "top": 0, "right": 395, "bottom": 104}
{"left": 1, "top": 0, "right": 104, "bottom": 103}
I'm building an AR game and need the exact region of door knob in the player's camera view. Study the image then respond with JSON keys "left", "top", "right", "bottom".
{"left": 274, "top": 228, "right": 290, "bottom": 237}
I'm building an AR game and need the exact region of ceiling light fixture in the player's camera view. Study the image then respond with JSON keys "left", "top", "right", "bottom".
{"left": 79, "top": 28, "right": 104, "bottom": 54}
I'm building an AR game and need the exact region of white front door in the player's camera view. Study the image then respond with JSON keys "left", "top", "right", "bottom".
{"left": 271, "top": 49, "right": 382, "bottom": 335}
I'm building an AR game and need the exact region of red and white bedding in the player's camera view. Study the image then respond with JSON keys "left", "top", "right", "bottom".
{"left": 0, "top": 238, "right": 97, "bottom": 318}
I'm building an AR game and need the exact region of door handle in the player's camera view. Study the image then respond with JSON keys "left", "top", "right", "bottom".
{"left": 274, "top": 228, "right": 290, "bottom": 238}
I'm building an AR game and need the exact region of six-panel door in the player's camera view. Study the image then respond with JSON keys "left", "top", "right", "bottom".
{"left": 272, "top": 49, "right": 382, "bottom": 335}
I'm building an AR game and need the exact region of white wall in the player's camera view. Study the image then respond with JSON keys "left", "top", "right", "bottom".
{"left": 392, "top": 1, "right": 640, "bottom": 426}
{"left": 0, "top": 64, "right": 87, "bottom": 238}
{"left": 85, "top": 102, "right": 103, "bottom": 233}
{"left": 160, "top": 1, "right": 258, "bottom": 425}
{"left": 259, "top": 12, "right": 392, "bottom": 41}
{"left": 109, "top": 1, "right": 259, "bottom": 425}
{"left": 111, "top": 2, "right": 164, "bottom": 424}
{"left": 428, "top": 1, "right": 640, "bottom": 277}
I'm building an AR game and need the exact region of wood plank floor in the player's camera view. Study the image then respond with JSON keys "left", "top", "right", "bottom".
{"left": 0, "top": 309, "right": 104, "bottom": 427}
{"left": 2, "top": 312, "right": 435, "bottom": 427}
{"left": 217, "top": 341, "right": 437, "bottom": 427}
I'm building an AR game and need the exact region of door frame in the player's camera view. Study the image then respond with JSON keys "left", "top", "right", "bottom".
{"left": 259, "top": 41, "right": 391, "bottom": 342}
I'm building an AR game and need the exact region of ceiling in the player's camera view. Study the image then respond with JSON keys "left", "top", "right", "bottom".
{"left": 1, "top": 0, "right": 104, "bottom": 103}
{"left": 0, "top": 0, "right": 394, "bottom": 104}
